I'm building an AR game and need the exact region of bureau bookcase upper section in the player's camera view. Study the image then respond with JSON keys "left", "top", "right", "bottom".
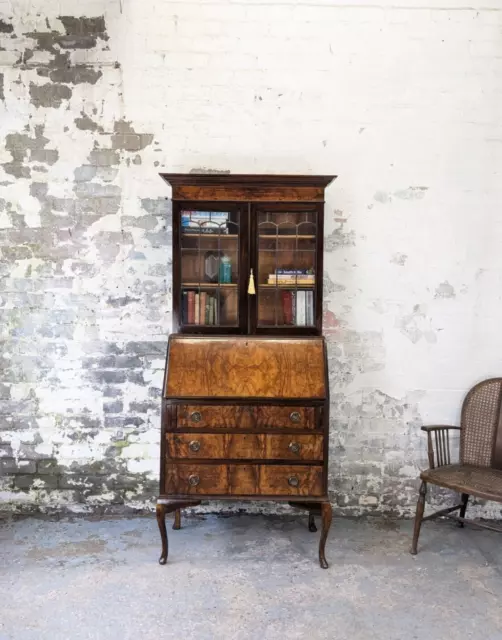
{"left": 160, "top": 173, "right": 336, "bottom": 336}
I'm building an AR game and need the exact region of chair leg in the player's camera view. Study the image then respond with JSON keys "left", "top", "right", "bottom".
{"left": 458, "top": 493, "right": 469, "bottom": 528}
{"left": 410, "top": 481, "right": 427, "bottom": 555}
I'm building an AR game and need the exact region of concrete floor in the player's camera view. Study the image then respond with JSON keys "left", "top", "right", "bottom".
{"left": 0, "top": 513, "right": 501, "bottom": 640}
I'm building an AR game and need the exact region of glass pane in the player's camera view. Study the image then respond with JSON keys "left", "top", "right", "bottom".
{"left": 257, "top": 211, "right": 316, "bottom": 327}
{"left": 180, "top": 209, "right": 239, "bottom": 327}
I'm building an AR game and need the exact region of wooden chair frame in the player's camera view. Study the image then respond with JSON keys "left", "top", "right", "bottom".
{"left": 411, "top": 378, "right": 502, "bottom": 554}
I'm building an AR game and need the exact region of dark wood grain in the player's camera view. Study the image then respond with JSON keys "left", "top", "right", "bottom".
{"left": 319, "top": 501, "right": 332, "bottom": 568}
{"left": 255, "top": 406, "right": 316, "bottom": 429}
{"left": 158, "top": 173, "right": 334, "bottom": 568}
{"left": 174, "top": 404, "right": 316, "bottom": 430}
{"left": 161, "top": 173, "right": 336, "bottom": 187}
{"left": 161, "top": 174, "right": 336, "bottom": 204}
{"left": 165, "top": 463, "right": 324, "bottom": 497}
{"left": 171, "top": 185, "right": 325, "bottom": 202}
{"left": 166, "top": 433, "right": 323, "bottom": 461}
{"left": 165, "top": 336, "right": 325, "bottom": 399}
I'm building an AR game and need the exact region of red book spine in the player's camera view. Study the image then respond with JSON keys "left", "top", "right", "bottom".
{"left": 282, "top": 291, "right": 293, "bottom": 324}
{"left": 187, "top": 291, "right": 195, "bottom": 324}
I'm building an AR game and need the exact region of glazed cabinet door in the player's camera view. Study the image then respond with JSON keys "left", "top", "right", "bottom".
{"left": 173, "top": 202, "right": 248, "bottom": 333}
{"left": 249, "top": 203, "right": 323, "bottom": 335}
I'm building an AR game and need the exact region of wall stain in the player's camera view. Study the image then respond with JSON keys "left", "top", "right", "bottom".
{"left": 374, "top": 186, "right": 429, "bottom": 204}
{"left": 29, "top": 82, "right": 72, "bottom": 108}
{"left": 435, "top": 281, "right": 455, "bottom": 299}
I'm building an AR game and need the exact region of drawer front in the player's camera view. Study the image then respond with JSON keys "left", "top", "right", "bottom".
{"left": 176, "top": 405, "right": 253, "bottom": 429}
{"left": 165, "top": 463, "right": 324, "bottom": 497}
{"left": 166, "top": 433, "right": 323, "bottom": 461}
{"left": 175, "top": 405, "right": 317, "bottom": 430}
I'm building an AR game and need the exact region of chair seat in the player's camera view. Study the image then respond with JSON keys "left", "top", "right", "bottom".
{"left": 421, "top": 464, "right": 502, "bottom": 502}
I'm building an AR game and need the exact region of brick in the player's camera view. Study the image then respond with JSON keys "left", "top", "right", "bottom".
{"left": 0, "top": 458, "right": 36, "bottom": 474}
{"left": 14, "top": 475, "right": 58, "bottom": 490}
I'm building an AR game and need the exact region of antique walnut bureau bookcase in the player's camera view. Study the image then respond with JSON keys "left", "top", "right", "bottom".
{"left": 157, "top": 174, "right": 336, "bottom": 568}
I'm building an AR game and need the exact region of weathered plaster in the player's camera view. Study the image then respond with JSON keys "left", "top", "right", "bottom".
{"left": 1, "top": 1, "right": 501, "bottom": 520}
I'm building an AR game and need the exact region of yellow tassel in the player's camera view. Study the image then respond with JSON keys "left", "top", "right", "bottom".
{"left": 248, "top": 269, "right": 256, "bottom": 295}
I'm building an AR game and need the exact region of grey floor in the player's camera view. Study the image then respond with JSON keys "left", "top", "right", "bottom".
{"left": 0, "top": 513, "right": 501, "bottom": 640}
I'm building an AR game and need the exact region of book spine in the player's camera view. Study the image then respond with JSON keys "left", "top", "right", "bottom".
{"left": 187, "top": 291, "right": 195, "bottom": 324}
{"left": 276, "top": 269, "right": 309, "bottom": 275}
{"left": 195, "top": 293, "right": 200, "bottom": 325}
{"left": 182, "top": 292, "right": 188, "bottom": 324}
{"left": 306, "top": 291, "right": 313, "bottom": 325}
{"left": 281, "top": 291, "right": 288, "bottom": 325}
{"left": 292, "top": 292, "right": 296, "bottom": 326}
{"left": 296, "top": 291, "right": 306, "bottom": 326}
{"left": 200, "top": 292, "right": 207, "bottom": 324}
{"left": 205, "top": 295, "right": 211, "bottom": 325}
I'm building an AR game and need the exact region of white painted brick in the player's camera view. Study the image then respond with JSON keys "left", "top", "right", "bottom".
{"left": 1, "top": 0, "right": 502, "bottom": 517}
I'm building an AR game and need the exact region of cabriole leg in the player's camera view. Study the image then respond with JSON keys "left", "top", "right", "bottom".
{"left": 319, "top": 502, "right": 332, "bottom": 569}
{"left": 308, "top": 512, "right": 317, "bottom": 532}
{"left": 156, "top": 503, "right": 168, "bottom": 565}
{"left": 458, "top": 493, "right": 469, "bottom": 527}
{"left": 411, "top": 481, "right": 427, "bottom": 555}
{"left": 173, "top": 508, "right": 181, "bottom": 530}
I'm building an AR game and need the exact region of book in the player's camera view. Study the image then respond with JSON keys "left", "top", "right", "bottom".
{"left": 268, "top": 277, "right": 315, "bottom": 284}
{"left": 187, "top": 291, "right": 195, "bottom": 324}
{"left": 182, "top": 292, "right": 188, "bottom": 324}
{"left": 306, "top": 291, "right": 314, "bottom": 325}
{"left": 183, "top": 227, "right": 229, "bottom": 235}
{"left": 199, "top": 292, "right": 207, "bottom": 324}
{"left": 296, "top": 291, "right": 306, "bottom": 326}
{"left": 282, "top": 291, "right": 293, "bottom": 325}
{"left": 205, "top": 294, "right": 211, "bottom": 325}
{"left": 194, "top": 293, "right": 200, "bottom": 325}
{"left": 276, "top": 269, "right": 310, "bottom": 275}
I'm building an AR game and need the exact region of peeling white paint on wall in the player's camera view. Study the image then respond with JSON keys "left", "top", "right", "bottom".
{"left": 1, "top": 0, "right": 501, "bottom": 518}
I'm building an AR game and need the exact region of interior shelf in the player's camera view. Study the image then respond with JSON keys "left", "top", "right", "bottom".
{"left": 182, "top": 283, "right": 237, "bottom": 288}
{"left": 259, "top": 235, "right": 315, "bottom": 239}
{"left": 259, "top": 284, "right": 315, "bottom": 289}
{"left": 182, "top": 234, "right": 238, "bottom": 238}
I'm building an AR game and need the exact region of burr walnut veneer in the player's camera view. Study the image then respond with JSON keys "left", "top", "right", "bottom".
{"left": 156, "top": 174, "right": 335, "bottom": 568}
{"left": 157, "top": 335, "right": 332, "bottom": 568}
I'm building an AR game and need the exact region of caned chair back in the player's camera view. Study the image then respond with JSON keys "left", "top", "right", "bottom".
{"left": 460, "top": 378, "right": 502, "bottom": 468}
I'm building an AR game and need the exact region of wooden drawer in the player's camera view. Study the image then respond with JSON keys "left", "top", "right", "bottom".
{"left": 166, "top": 433, "right": 323, "bottom": 461}
{"left": 176, "top": 405, "right": 252, "bottom": 429}
{"left": 175, "top": 405, "right": 317, "bottom": 430}
{"left": 255, "top": 407, "right": 315, "bottom": 429}
{"left": 165, "top": 463, "right": 324, "bottom": 497}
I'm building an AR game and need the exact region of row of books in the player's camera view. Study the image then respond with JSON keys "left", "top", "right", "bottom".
{"left": 281, "top": 290, "right": 314, "bottom": 326}
{"left": 181, "top": 211, "right": 230, "bottom": 235}
{"left": 268, "top": 269, "right": 315, "bottom": 286}
{"left": 183, "top": 291, "right": 220, "bottom": 325}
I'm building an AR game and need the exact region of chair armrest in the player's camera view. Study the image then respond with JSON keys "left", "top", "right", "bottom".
{"left": 421, "top": 425, "right": 461, "bottom": 469}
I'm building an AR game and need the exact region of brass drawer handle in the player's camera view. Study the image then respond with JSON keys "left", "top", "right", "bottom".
{"left": 188, "top": 474, "right": 200, "bottom": 487}
{"left": 289, "top": 411, "right": 301, "bottom": 423}
{"left": 288, "top": 442, "right": 301, "bottom": 454}
{"left": 189, "top": 440, "right": 201, "bottom": 453}
{"left": 190, "top": 411, "right": 202, "bottom": 423}
{"left": 288, "top": 475, "right": 300, "bottom": 488}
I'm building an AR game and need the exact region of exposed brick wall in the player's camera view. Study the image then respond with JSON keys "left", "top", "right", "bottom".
{"left": 1, "top": 0, "right": 501, "bottom": 517}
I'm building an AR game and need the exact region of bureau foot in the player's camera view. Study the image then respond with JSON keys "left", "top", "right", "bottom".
{"left": 156, "top": 503, "right": 168, "bottom": 565}
{"left": 308, "top": 513, "right": 317, "bottom": 532}
{"left": 319, "top": 502, "right": 332, "bottom": 569}
{"left": 156, "top": 500, "right": 201, "bottom": 565}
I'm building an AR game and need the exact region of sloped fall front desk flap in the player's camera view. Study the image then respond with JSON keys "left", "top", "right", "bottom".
{"left": 163, "top": 336, "right": 327, "bottom": 399}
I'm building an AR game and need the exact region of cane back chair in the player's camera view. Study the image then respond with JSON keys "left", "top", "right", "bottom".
{"left": 411, "top": 378, "right": 502, "bottom": 554}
